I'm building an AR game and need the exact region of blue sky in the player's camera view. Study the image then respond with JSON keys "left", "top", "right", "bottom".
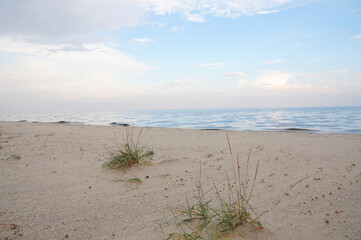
{"left": 0, "top": 0, "right": 360, "bottom": 113}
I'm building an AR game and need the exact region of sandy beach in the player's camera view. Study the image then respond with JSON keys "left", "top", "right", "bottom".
{"left": 0, "top": 121, "right": 360, "bottom": 240}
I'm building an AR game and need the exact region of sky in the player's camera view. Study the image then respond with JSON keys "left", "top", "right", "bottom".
{"left": 0, "top": 0, "right": 361, "bottom": 113}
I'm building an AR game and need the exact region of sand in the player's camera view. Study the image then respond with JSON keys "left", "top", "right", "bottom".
{"left": 0, "top": 121, "right": 360, "bottom": 240}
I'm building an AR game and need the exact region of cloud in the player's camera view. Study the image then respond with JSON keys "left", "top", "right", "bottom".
{"left": 273, "top": 70, "right": 361, "bottom": 94}
{"left": 328, "top": 70, "right": 347, "bottom": 74}
{"left": 157, "top": 23, "right": 167, "bottom": 28}
{"left": 222, "top": 72, "right": 246, "bottom": 77}
{"left": 49, "top": 45, "right": 90, "bottom": 53}
{"left": 0, "top": 0, "right": 144, "bottom": 39}
{"left": 350, "top": 34, "right": 361, "bottom": 39}
{"left": 252, "top": 70, "right": 297, "bottom": 89}
{"left": 128, "top": 38, "right": 154, "bottom": 44}
{"left": 0, "top": 37, "right": 150, "bottom": 100}
{"left": 152, "top": 78, "right": 200, "bottom": 92}
{"left": 169, "top": 79, "right": 199, "bottom": 87}
{"left": 217, "top": 89, "right": 236, "bottom": 95}
{"left": 256, "top": 9, "right": 279, "bottom": 14}
{"left": 263, "top": 59, "right": 284, "bottom": 64}
{"left": 200, "top": 62, "right": 226, "bottom": 69}
{"left": 247, "top": 70, "right": 352, "bottom": 94}
{"left": 237, "top": 79, "right": 248, "bottom": 87}
{"left": 185, "top": 13, "right": 205, "bottom": 23}
{"left": 170, "top": 26, "right": 185, "bottom": 32}
{"left": 0, "top": 0, "right": 313, "bottom": 43}
{"left": 141, "top": 0, "right": 308, "bottom": 19}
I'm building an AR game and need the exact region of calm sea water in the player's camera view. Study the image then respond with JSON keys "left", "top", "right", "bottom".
{"left": 1, "top": 107, "right": 360, "bottom": 133}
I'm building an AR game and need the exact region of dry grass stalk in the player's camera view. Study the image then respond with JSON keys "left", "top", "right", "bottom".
{"left": 257, "top": 175, "right": 310, "bottom": 219}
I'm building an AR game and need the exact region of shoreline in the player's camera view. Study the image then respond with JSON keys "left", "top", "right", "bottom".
{"left": 0, "top": 122, "right": 360, "bottom": 239}
{"left": 1, "top": 120, "right": 359, "bottom": 135}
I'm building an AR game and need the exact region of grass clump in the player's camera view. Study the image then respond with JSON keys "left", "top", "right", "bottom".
{"left": 160, "top": 136, "right": 261, "bottom": 239}
{"left": 103, "top": 127, "right": 154, "bottom": 169}
{"left": 160, "top": 135, "right": 308, "bottom": 239}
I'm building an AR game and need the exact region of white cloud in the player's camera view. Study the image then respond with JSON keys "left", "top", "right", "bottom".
{"left": 0, "top": 0, "right": 312, "bottom": 43}
{"left": 170, "top": 26, "right": 185, "bottom": 32}
{"left": 252, "top": 70, "right": 298, "bottom": 89}
{"left": 128, "top": 38, "right": 154, "bottom": 44}
{"left": 350, "top": 34, "right": 361, "bottom": 39}
{"left": 186, "top": 13, "right": 206, "bottom": 23}
{"left": 217, "top": 89, "right": 236, "bottom": 95}
{"left": 0, "top": 1, "right": 144, "bottom": 39}
{"left": 222, "top": 72, "right": 246, "bottom": 77}
{"left": 0, "top": 37, "right": 150, "bottom": 100}
{"left": 200, "top": 62, "right": 226, "bottom": 69}
{"left": 263, "top": 59, "right": 284, "bottom": 64}
{"left": 169, "top": 79, "right": 199, "bottom": 87}
{"left": 140, "top": 0, "right": 305, "bottom": 19}
{"left": 157, "top": 23, "right": 168, "bottom": 28}
{"left": 237, "top": 79, "right": 249, "bottom": 87}
{"left": 246, "top": 70, "right": 350, "bottom": 95}
{"left": 260, "top": 70, "right": 361, "bottom": 94}
{"left": 152, "top": 78, "right": 200, "bottom": 92}
{"left": 256, "top": 10, "right": 279, "bottom": 14}
{"left": 329, "top": 70, "right": 347, "bottom": 74}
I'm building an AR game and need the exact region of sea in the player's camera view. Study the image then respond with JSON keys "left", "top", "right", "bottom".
{"left": 0, "top": 106, "right": 360, "bottom": 134}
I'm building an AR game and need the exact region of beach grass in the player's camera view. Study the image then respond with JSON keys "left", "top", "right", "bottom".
{"left": 161, "top": 135, "right": 308, "bottom": 239}
{"left": 113, "top": 176, "right": 143, "bottom": 183}
{"left": 112, "top": 170, "right": 143, "bottom": 183}
{"left": 160, "top": 136, "right": 262, "bottom": 239}
{"left": 103, "top": 127, "right": 154, "bottom": 169}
